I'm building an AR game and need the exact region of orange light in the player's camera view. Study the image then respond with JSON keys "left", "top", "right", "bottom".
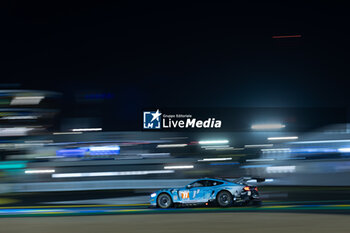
{"left": 243, "top": 186, "right": 250, "bottom": 191}
{"left": 205, "top": 203, "right": 208, "bottom": 206}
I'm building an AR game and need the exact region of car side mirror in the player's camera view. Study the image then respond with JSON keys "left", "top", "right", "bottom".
{"left": 186, "top": 185, "right": 191, "bottom": 189}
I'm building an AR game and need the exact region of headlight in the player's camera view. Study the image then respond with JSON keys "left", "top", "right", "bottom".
{"left": 150, "top": 193, "right": 156, "bottom": 198}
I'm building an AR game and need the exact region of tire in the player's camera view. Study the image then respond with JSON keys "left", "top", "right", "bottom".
{"left": 216, "top": 191, "right": 233, "bottom": 207}
{"left": 157, "top": 193, "right": 173, "bottom": 209}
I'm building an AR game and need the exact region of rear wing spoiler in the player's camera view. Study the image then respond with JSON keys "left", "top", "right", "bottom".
{"left": 234, "top": 177, "right": 266, "bottom": 184}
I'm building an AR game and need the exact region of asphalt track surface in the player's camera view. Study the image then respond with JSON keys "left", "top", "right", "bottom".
{"left": 1, "top": 212, "right": 350, "bottom": 233}
{"left": 3, "top": 187, "right": 350, "bottom": 217}
{"left": 2, "top": 200, "right": 350, "bottom": 217}
{"left": 2, "top": 188, "right": 350, "bottom": 233}
{"left": 2, "top": 200, "right": 350, "bottom": 233}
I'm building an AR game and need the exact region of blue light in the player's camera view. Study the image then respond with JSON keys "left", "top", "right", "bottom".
{"left": 88, "top": 146, "right": 120, "bottom": 155}
{"left": 56, "top": 146, "right": 120, "bottom": 157}
{"left": 56, "top": 149, "right": 87, "bottom": 157}
{"left": 290, "top": 148, "right": 337, "bottom": 153}
{"left": 209, "top": 162, "right": 239, "bottom": 166}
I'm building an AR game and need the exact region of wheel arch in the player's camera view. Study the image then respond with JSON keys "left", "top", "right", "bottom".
{"left": 216, "top": 189, "right": 234, "bottom": 199}
{"left": 156, "top": 192, "right": 174, "bottom": 207}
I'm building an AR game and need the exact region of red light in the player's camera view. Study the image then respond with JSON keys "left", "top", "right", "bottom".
{"left": 243, "top": 186, "right": 250, "bottom": 191}
{"left": 205, "top": 203, "right": 208, "bottom": 206}
{"left": 272, "top": 35, "right": 302, "bottom": 39}
{"left": 254, "top": 187, "right": 258, "bottom": 191}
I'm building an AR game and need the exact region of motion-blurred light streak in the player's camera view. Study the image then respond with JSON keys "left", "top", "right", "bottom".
{"left": 72, "top": 128, "right": 102, "bottom": 132}
{"left": 164, "top": 165, "right": 194, "bottom": 169}
{"left": 267, "top": 136, "right": 298, "bottom": 140}
{"left": 246, "top": 158, "right": 275, "bottom": 162}
{"left": 89, "top": 146, "right": 120, "bottom": 151}
{"left": 251, "top": 123, "right": 285, "bottom": 130}
{"left": 156, "top": 144, "right": 187, "bottom": 148}
{"left": 198, "top": 140, "right": 229, "bottom": 145}
{"left": 261, "top": 148, "right": 291, "bottom": 153}
{"left": 52, "top": 170, "right": 174, "bottom": 178}
{"left": 25, "top": 169, "right": 55, "bottom": 174}
{"left": 53, "top": 132, "right": 83, "bottom": 135}
{"left": 1, "top": 116, "right": 38, "bottom": 120}
{"left": 338, "top": 148, "right": 350, "bottom": 153}
{"left": 272, "top": 35, "right": 302, "bottom": 39}
{"left": 209, "top": 162, "right": 239, "bottom": 166}
{"left": 215, "top": 147, "right": 236, "bottom": 151}
{"left": 245, "top": 144, "right": 273, "bottom": 148}
{"left": 198, "top": 158, "right": 232, "bottom": 162}
{"left": 10, "top": 96, "right": 45, "bottom": 105}
{"left": 0, "top": 127, "right": 34, "bottom": 136}
{"left": 266, "top": 166, "right": 296, "bottom": 173}
{"left": 201, "top": 145, "right": 230, "bottom": 149}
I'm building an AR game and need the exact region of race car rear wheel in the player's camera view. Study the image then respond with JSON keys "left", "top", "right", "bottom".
{"left": 216, "top": 191, "right": 233, "bottom": 207}
{"left": 157, "top": 193, "right": 173, "bottom": 209}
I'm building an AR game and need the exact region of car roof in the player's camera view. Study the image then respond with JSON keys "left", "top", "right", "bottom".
{"left": 194, "top": 177, "right": 234, "bottom": 183}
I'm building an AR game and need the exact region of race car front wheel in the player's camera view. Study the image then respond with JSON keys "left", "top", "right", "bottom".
{"left": 157, "top": 193, "right": 173, "bottom": 208}
{"left": 216, "top": 191, "right": 233, "bottom": 207}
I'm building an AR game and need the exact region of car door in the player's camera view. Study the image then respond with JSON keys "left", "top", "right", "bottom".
{"left": 177, "top": 180, "right": 203, "bottom": 203}
{"left": 197, "top": 179, "right": 222, "bottom": 202}
{"left": 189, "top": 181, "right": 211, "bottom": 203}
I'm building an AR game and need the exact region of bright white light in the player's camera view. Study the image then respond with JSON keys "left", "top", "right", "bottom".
{"left": 72, "top": 128, "right": 102, "bottom": 132}
{"left": 25, "top": 169, "right": 55, "bottom": 174}
{"left": 10, "top": 96, "right": 45, "bottom": 105}
{"left": 338, "top": 148, "right": 350, "bottom": 153}
{"left": 201, "top": 145, "right": 229, "bottom": 149}
{"left": 151, "top": 193, "right": 157, "bottom": 197}
{"left": 0, "top": 127, "right": 34, "bottom": 136}
{"left": 267, "top": 136, "right": 298, "bottom": 141}
{"left": 164, "top": 165, "right": 194, "bottom": 169}
{"left": 246, "top": 158, "right": 275, "bottom": 162}
{"left": 1, "top": 116, "right": 38, "bottom": 120}
{"left": 215, "top": 147, "right": 235, "bottom": 151}
{"left": 247, "top": 179, "right": 257, "bottom": 183}
{"left": 89, "top": 146, "right": 120, "bottom": 151}
{"left": 244, "top": 144, "right": 273, "bottom": 148}
{"left": 198, "top": 158, "right": 232, "bottom": 162}
{"left": 53, "top": 132, "right": 83, "bottom": 135}
{"left": 52, "top": 170, "right": 174, "bottom": 178}
{"left": 266, "top": 166, "right": 295, "bottom": 173}
{"left": 198, "top": 140, "right": 229, "bottom": 145}
{"left": 251, "top": 123, "right": 285, "bottom": 130}
{"left": 261, "top": 148, "right": 291, "bottom": 153}
{"left": 157, "top": 144, "right": 187, "bottom": 148}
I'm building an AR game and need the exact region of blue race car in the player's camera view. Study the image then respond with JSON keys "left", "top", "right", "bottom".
{"left": 150, "top": 177, "right": 262, "bottom": 208}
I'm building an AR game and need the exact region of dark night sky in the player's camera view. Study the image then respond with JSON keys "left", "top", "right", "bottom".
{"left": 1, "top": 1, "right": 349, "bottom": 130}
